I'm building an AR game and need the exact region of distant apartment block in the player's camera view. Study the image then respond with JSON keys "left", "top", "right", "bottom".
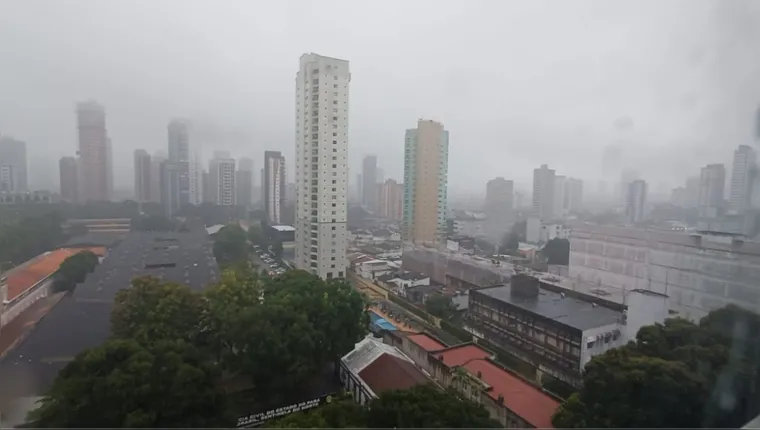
{"left": 209, "top": 157, "right": 236, "bottom": 206}
{"left": 532, "top": 164, "right": 555, "bottom": 220}
{"left": 133, "top": 149, "right": 151, "bottom": 203}
{"left": 59, "top": 156, "right": 78, "bottom": 202}
{"left": 264, "top": 151, "right": 286, "bottom": 223}
{"left": 484, "top": 177, "right": 513, "bottom": 238}
{"left": 236, "top": 157, "right": 254, "bottom": 208}
{"left": 403, "top": 119, "right": 449, "bottom": 245}
{"left": 167, "top": 119, "right": 191, "bottom": 207}
{"left": 76, "top": 101, "right": 111, "bottom": 201}
{"left": 378, "top": 178, "right": 403, "bottom": 220}
{"left": 729, "top": 145, "right": 756, "bottom": 214}
{"left": 625, "top": 180, "right": 647, "bottom": 224}
{"left": 698, "top": 163, "right": 726, "bottom": 218}
{"left": 0, "top": 136, "right": 28, "bottom": 192}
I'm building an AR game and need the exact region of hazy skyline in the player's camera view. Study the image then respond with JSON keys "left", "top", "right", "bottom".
{"left": 2, "top": 0, "right": 760, "bottom": 195}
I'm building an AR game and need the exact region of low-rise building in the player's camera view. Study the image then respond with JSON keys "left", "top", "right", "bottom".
{"left": 383, "top": 331, "right": 560, "bottom": 428}
{"left": 0, "top": 247, "right": 107, "bottom": 331}
{"left": 356, "top": 260, "right": 393, "bottom": 280}
{"left": 569, "top": 224, "right": 760, "bottom": 320}
{"left": 339, "top": 335, "right": 431, "bottom": 405}
{"left": 466, "top": 274, "right": 668, "bottom": 386}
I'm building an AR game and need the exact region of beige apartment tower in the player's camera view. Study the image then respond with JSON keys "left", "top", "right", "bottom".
{"left": 402, "top": 119, "right": 449, "bottom": 245}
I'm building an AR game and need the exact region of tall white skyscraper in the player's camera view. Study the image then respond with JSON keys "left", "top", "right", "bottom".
{"left": 208, "top": 156, "right": 236, "bottom": 206}
{"left": 625, "top": 180, "right": 648, "bottom": 224}
{"left": 532, "top": 164, "right": 555, "bottom": 220}
{"left": 728, "top": 145, "right": 756, "bottom": 214}
{"left": 294, "top": 53, "right": 350, "bottom": 280}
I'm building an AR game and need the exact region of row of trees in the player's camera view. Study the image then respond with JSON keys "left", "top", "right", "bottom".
{"left": 52, "top": 250, "right": 100, "bottom": 293}
{"left": 28, "top": 269, "right": 368, "bottom": 427}
{"left": 552, "top": 305, "right": 760, "bottom": 428}
{"left": 273, "top": 385, "right": 500, "bottom": 428}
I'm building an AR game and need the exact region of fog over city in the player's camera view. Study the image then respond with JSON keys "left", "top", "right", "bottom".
{"left": 2, "top": 0, "right": 760, "bottom": 195}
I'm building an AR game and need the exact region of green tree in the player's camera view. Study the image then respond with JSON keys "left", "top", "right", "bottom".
{"left": 499, "top": 231, "right": 520, "bottom": 254}
{"left": 541, "top": 238, "right": 570, "bottom": 265}
{"left": 425, "top": 295, "right": 457, "bottom": 321}
{"left": 219, "top": 271, "right": 367, "bottom": 406}
{"left": 111, "top": 276, "right": 204, "bottom": 346}
{"left": 367, "top": 385, "right": 500, "bottom": 428}
{"left": 213, "top": 224, "right": 249, "bottom": 267}
{"left": 27, "top": 339, "right": 228, "bottom": 428}
{"left": 53, "top": 250, "right": 99, "bottom": 292}
{"left": 551, "top": 348, "right": 705, "bottom": 428}
{"left": 553, "top": 305, "right": 760, "bottom": 428}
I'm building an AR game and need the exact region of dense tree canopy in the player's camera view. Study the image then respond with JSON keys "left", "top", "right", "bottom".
{"left": 111, "top": 277, "right": 205, "bottom": 346}
{"left": 28, "top": 339, "right": 227, "bottom": 428}
{"left": 213, "top": 224, "right": 249, "bottom": 267}
{"left": 273, "top": 385, "right": 500, "bottom": 428}
{"left": 30, "top": 268, "right": 369, "bottom": 427}
{"left": 0, "top": 212, "right": 64, "bottom": 266}
{"left": 53, "top": 250, "right": 99, "bottom": 292}
{"left": 552, "top": 305, "right": 760, "bottom": 428}
{"left": 219, "top": 271, "right": 368, "bottom": 406}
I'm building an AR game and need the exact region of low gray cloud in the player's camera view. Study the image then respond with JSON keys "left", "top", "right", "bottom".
{"left": 1, "top": 0, "right": 760, "bottom": 194}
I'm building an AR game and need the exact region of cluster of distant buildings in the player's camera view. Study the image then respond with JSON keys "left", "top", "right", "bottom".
{"left": 669, "top": 144, "right": 760, "bottom": 235}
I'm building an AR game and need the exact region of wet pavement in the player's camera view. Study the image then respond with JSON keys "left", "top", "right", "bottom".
{"left": 0, "top": 292, "right": 65, "bottom": 359}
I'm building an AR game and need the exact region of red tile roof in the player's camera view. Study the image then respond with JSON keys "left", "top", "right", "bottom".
{"left": 407, "top": 333, "right": 445, "bottom": 352}
{"left": 5, "top": 247, "right": 105, "bottom": 301}
{"left": 464, "top": 359, "right": 559, "bottom": 429}
{"left": 358, "top": 353, "right": 430, "bottom": 395}
{"left": 434, "top": 343, "right": 492, "bottom": 367}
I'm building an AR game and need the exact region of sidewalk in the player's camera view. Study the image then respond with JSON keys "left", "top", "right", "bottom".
{"left": 0, "top": 292, "right": 66, "bottom": 360}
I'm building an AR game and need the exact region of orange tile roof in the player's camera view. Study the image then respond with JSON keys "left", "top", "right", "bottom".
{"left": 5, "top": 248, "right": 104, "bottom": 301}
{"left": 463, "top": 359, "right": 559, "bottom": 429}
{"left": 433, "top": 343, "right": 492, "bottom": 367}
{"left": 407, "top": 333, "right": 445, "bottom": 352}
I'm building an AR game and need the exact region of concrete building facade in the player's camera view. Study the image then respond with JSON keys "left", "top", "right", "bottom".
{"left": 264, "top": 151, "right": 286, "bottom": 223}
{"left": 58, "top": 156, "right": 78, "bottom": 202}
{"left": 484, "top": 177, "right": 514, "bottom": 239}
{"left": 378, "top": 178, "right": 403, "bottom": 220}
{"left": 625, "top": 180, "right": 647, "bottom": 224}
{"left": 403, "top": 119, "right": 449, "bottom": 245}
{"left": 0, "top": 136, "right": 27, "bottom": 193}
{"left": 532, "top": 164, "right": 555, "bottom": 220}
{"left": 729, "top": 145, "right": 756, "bottom": 215}
{"left": 294, "top": 53, "right": 350, "bottom": 280}
{"left": 167, "top": 119, "right": 191, "bottom": 207}
{"left": 209, "top": 157, "right": 236, "bottom": 206}
{"left": 133, "top": 149, "right": 151, "bottom": 203}
{"left": 698, "top": 163, "right": 726, "bottom": 218}
{"left": 569, "top": 224, "right": 760, "bottom": 320}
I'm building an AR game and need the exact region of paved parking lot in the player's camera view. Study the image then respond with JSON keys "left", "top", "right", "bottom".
{"left": 0, "top": 229, "right": 221, "bottom": 399}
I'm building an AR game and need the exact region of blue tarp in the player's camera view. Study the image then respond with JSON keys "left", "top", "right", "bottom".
{"left": 369, "top": 311, "right": 397, "bottom": 331}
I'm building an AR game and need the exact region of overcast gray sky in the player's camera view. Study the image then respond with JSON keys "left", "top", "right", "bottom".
{"left": 2, "top": 0, "right": 760, "bottom": 195}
